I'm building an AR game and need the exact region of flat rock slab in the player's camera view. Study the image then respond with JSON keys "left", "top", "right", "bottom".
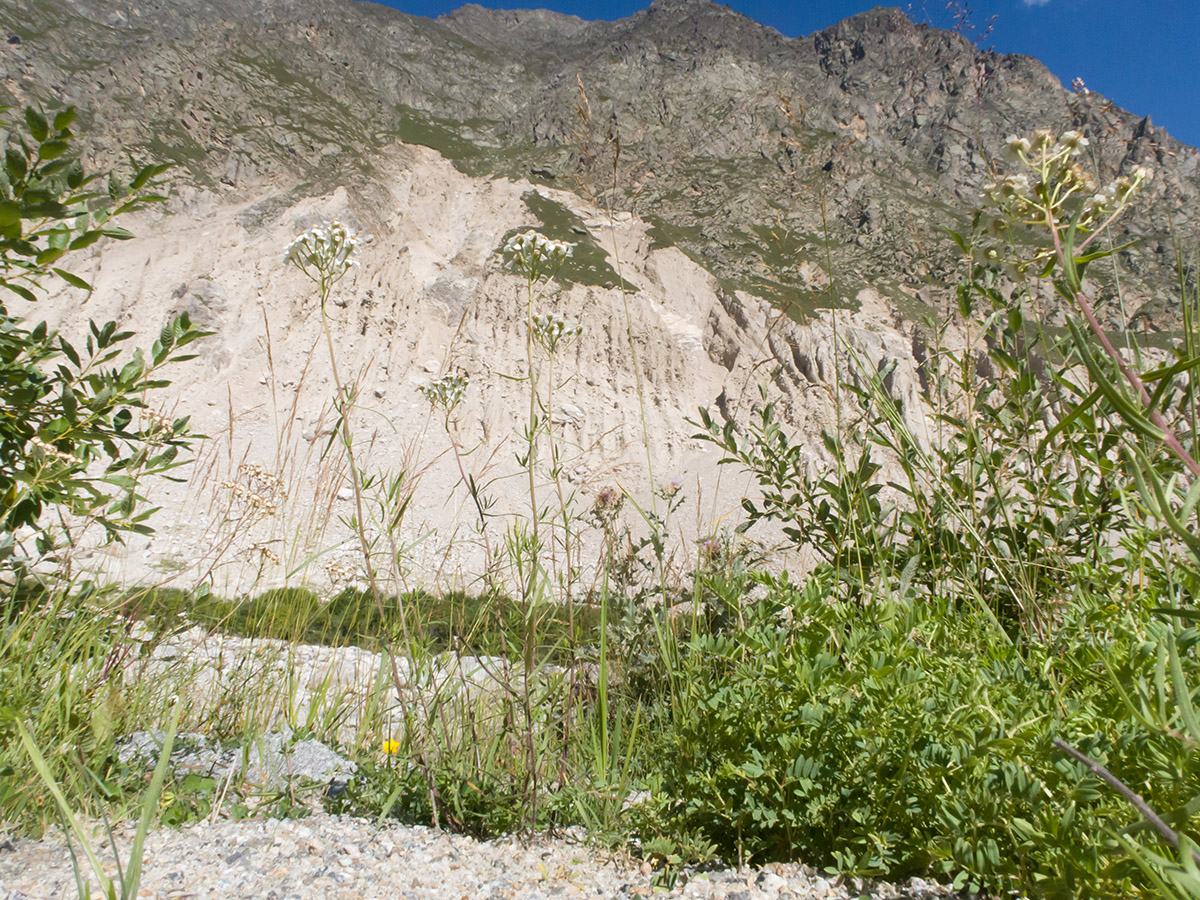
{"left": 117, "top": 726, "right": 357, "bottom": 794}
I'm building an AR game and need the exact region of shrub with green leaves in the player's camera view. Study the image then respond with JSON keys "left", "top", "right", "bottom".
{"left": 676, "top": 129, "right": 1200, "bottom": 897}
{"left": 641, "top": 572, "right": 1197, "bottom": 898}
{"left": 0, "top": 105, "right": 207, "bottom": 572}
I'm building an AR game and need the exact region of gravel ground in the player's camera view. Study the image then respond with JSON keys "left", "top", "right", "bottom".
{"left": 0, "top": 813, "right": 958, "bottom": 900}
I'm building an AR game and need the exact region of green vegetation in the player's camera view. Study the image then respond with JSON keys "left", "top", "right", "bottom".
{"left": 495, "top": 189, "right": 638, "bottom": 292}
{"left": 4, "top": 107, "right": 1200, "bottom": 900}
{"left": 391, "top": 104, "right": 486, "bottom": 161}
{"left": 128, "top": 584, "right": 601, "bottom": 661}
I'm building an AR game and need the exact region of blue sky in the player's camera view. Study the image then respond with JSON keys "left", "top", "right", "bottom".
{"left": 360, "top": 0, "right": 1200, "bottom": 149}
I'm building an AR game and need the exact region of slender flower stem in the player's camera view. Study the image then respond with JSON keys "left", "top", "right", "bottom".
{"left": 288, "top": 222, "right": 442, "bottom": 828}
{"left": 318, "top": 297, "right": 442, "bottom": 829}
{"left": 525, "top": 279, "right": 540, "bottom": 547}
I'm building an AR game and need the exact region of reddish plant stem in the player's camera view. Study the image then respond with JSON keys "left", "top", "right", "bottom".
{"left": 1048, "top": 219, "right": 1200, "bottom": 479}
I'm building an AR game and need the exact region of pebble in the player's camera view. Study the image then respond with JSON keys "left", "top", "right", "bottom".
{"left": 0, "top": 813, "right": 959, "bottom": 900}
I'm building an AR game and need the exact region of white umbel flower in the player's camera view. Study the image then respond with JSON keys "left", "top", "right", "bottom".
{"left": 530, "top": 311, "right": 584, "bottom": 355}
{"left": 503, "top": 230, "right": 574, "bottom": 281}
{"left": 284, "top": 219, "right": 363, "bottom": 295}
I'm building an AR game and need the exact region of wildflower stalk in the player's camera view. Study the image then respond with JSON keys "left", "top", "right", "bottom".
{"left": 535, "top": 312, "right": 584, "bottom": 782}
{"left": 286, "top": 221, "right": 442, "bottom": 828}
{"left": 502, "top": 230, "right": 574, "bottom": 833}
{"left": 420, "top": 370, "right": 493, "bottom": 570}
{"left": 504, "top": 231, "right": 572, "bottom": 571}
{"left": 529, "top": 312, "right": 584, "bottom": 597}
{"left": 982, "top": 133, "right": 1200, "bottom": 480}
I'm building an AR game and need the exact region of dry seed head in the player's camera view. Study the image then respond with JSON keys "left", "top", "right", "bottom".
{"left": 591, "top": 486, "right": 624, "bottom": 528}
{"left": 530, "top": 312, "right": 584, "bottom": 355}
{"left": 141, "top": 409, "right": 174, "bottom": 432}
{"left": 28, "top": 436, "right": 80, "bottom": 466}
{"left": 419, "top": 369, "right": 470, "bottom": 415}
{"left": 325, "top": 559, "right": 358, "bottom": 587}
{"left": 1066, "top": 163, "right": 1096, "bottom": 193}
{"left": 250, "top": 541, "right": 281, "bottom": 564}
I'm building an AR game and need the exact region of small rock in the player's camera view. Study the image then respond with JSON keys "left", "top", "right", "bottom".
{"left": 756, "top": 871, "right": 788, "bottom": 895}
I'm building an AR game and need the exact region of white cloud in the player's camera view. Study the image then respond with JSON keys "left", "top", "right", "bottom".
{"left": 1022, "top": 0, "right": 1052, "bottom": 6}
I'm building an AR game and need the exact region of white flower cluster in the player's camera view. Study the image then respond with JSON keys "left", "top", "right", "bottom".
{"left": 284, "top": 220, "right": 362, "bottom": 284}
{"left": 988, "top": 130, "right": 1151, "bottom": 229}
{"left": 530, "top": 312, "right": 584, "bottom": 355}
{"left": 1001, "top": 128, "right": 1089, "bottom": 163}
{"left": 503, "top": 230, "right": 573, "bottom": 281}
{"left": 1081, "top": 168, "right": 1152, "bottom": 219}
{"left": 418, "top": 369, "right": 469, "bottom": 416}
{"left": 982, "top": 129, "right": 1153, "bottom": 279}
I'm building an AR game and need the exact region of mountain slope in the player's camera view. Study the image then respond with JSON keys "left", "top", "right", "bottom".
{"left": 3, "top": 0, "right": 1197, "bottom": 327}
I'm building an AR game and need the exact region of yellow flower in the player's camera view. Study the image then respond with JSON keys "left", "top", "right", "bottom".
{"left": 382, "top": 739, "right": 401, "bottom": 755}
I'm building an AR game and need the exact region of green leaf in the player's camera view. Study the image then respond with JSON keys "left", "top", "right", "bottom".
{"left": 0, "top": 199, "right": 20, "bottom": 228}
{"left": 58, "top": 335, "right": 81, "bottom": 367}
{"left": 16, "top": 720, "right": 114, "bottom": 895}
{"left": 52, "top": 268, "right": 91, "bottom": 291}
{"left": 1169, "top": 628, "right": 1200, "bottom": 744}
{"left": 66, "top": 161, "right": 85, "bottom": 190}
{"left": 158, "top": 321, "right": 176, "bottom": 352}
{"left": 35, "top": 159, "right": 72, "bottom": 179}
{"left": 19, "top": 199, "right": 69, "bottom": 220}
{"left": 24, "top": 108, "right": 48, "bottom": 143}
{"left": 52, "top": 107, "right": 77, "bottom": 131}
{"left": 46, "top": 224, "right": 70, "bottom": 250}
{"left": 36, "top": 140, "right": 69, "bottom": 162}
{"left": 61, "top": 383, "right": 77, "bottom": 422}
{"left": 940, "top": 225, "right": 969, "bottom": 254}
{"left": 130, "top": 162, "right": 172, "bottom": 191}
{"left": 68, "top": 230, "right": 104, "bottom": 251}
{"left": 99, "top": 226, "right": 135, "bottom": 241}
{"left": 34, "top": 246, "right": 66, "bottom": 266}
{"left": 3, "top": 282, "right": 37, "bottom": 302}
{"left": 126, "top": 704, "right": 182, "bottom": 899}
{"left": 5, "top": 147, "right": 27, "bottom": 183}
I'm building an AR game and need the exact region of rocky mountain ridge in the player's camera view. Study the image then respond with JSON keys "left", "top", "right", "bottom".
{"left": 3, "top": 0, "right": 1197, "bottom": 326}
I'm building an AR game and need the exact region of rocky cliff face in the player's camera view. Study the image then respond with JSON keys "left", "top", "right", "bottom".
{"left": 0, "top": 0, "right": 1196, "bottom": 593}
{"left": 3, "top": 0, "right": 1197, "bottom": 326}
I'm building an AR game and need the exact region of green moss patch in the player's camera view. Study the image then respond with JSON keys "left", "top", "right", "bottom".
{"left": 495, "top": 190, "right": 638, "bottom": 292}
